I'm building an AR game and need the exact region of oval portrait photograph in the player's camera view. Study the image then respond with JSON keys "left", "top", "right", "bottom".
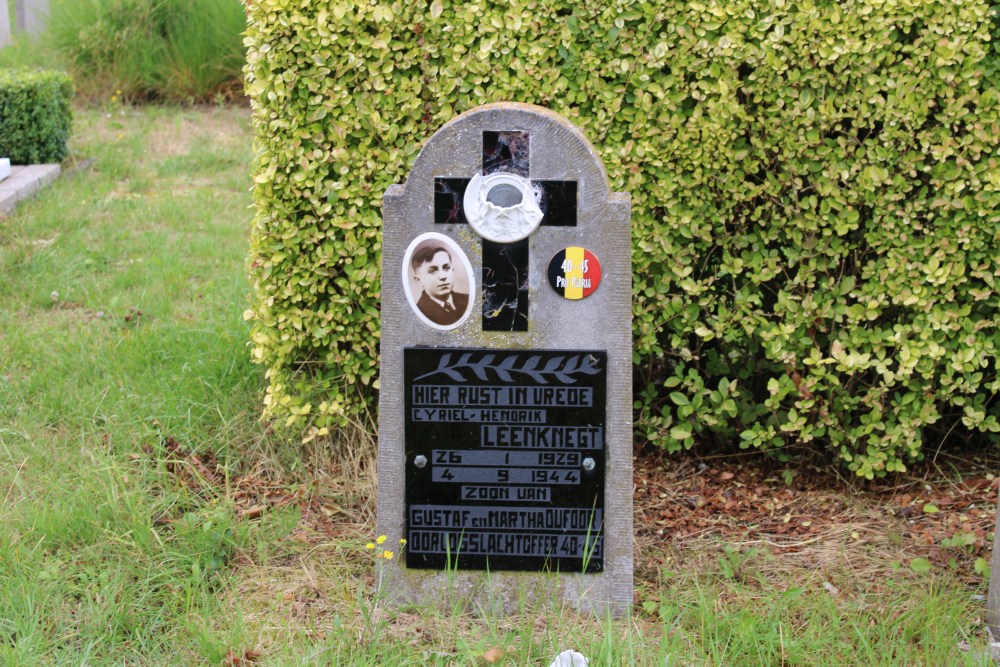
{"left": 402, "top": 232, "right": 476, "bottom": 330}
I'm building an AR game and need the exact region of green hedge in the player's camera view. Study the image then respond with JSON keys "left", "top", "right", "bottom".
{"left": 245, "top": 0, "right": 999, "bottom": 477}
{"left": 0, "top": 69, "right": 73, "bottom": 164}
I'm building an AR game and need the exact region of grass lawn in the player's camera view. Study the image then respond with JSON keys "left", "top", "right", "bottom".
{"left": 0, "top": 104, "right": 995, "bottom": 665}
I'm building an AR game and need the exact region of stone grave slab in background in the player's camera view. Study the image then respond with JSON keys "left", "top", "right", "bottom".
{"left": 378, "top": 103, "right": 632, "bottom": 614}
{"left": 0, "top": 163, "right": 60, "bottom": 214}
{"left": 14, "top": 0, "right": 47, "bottom": 38}
{"left": 0, "top": 0, "right": 11, "bottom": 47}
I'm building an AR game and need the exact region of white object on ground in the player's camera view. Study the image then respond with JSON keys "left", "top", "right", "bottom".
{"left": 548, "top": 650, "right": 589, "bottom": 667}
{"left": 989, "top": 627, "right": 1000, "bottom": 660}
{"left": 0, "top": 158, "right": 10, "bottom": 182}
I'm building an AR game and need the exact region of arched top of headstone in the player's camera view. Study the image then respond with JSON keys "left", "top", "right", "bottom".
{"left": 391, "top": 103, "right": 616, "bottom": 207}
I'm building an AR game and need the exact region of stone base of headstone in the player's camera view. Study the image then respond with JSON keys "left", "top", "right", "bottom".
{"left": 987, "top": 626, "right": 1000, "bottom": 661}
{"left": 377, "top": 563, "right": 621, "bottom": 617}
{"left": 987, "top": 485, "right": 1000, "bottom": 656}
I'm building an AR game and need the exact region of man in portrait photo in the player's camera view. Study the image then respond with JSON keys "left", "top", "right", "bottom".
{"left": 410, "top": 245, "right": 469, "bottom": 326}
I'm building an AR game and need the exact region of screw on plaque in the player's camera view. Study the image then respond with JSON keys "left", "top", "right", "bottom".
{"left": 582, "top": 457, "right": 596, "bottom": 471}
{"left": 414, "top": 455, "right": 428, "bottom": 469}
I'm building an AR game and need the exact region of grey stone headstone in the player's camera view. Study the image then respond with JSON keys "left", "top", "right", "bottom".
{"left": 14, "top": 0, "right": 46, "bottom": 38}
{"left": 377, "top": 103, "right": 633, "bottom": 615}
{"left": 0, "top": 0, "right": 12, "bottom": 47}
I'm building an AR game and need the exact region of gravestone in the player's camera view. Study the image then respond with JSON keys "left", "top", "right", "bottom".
{"left": 377, "top": 103, "right": 632, "bottom": 614}
{"left": 14, "top": 0, "right": 47, "bottom": 38}
{"left": 0, "top": 0, "right": 11, "bottom": 48}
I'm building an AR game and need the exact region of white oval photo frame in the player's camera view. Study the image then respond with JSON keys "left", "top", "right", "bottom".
{"left": 402, "top": 232, "right": 476, "bottom": 331}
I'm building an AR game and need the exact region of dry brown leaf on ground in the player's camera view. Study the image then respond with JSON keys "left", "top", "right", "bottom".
{"left": 223, "top": 648, "right": 261, "bottom": 666}
{"left": 483, "top": 647, "right": 504, "bottom": 663}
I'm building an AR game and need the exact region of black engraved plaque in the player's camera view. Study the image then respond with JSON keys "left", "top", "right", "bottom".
{"left": 404, "top": 348, "right": 606, "bottom": 573}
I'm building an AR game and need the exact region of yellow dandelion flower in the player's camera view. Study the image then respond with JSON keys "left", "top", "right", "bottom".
{"left": 399, "top": 538, "right": 407, "bottom": 546}
{"left": 376, "top": 535, "right": 387, "bottom": 545}
{"left": 365, "top": 543, "right": 375, "bottom": 550}
{"left": 382, "top": 550, "right": 394, "bottom": 560}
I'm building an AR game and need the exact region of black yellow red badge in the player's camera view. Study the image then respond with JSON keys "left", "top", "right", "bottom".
{"left": 547, "top": 247, "right": 602, "bottom": 299}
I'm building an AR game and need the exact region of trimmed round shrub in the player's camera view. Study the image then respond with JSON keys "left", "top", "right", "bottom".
{"left": 245, "top": 0, "right": 998, "bottom": 477}
{"left": 0, "top": 68, "right": 73, "bottom": 164}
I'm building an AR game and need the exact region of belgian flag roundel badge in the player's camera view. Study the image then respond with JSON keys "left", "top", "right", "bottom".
{"left": 547, "top": 247, "right": 602, "bottom": 299}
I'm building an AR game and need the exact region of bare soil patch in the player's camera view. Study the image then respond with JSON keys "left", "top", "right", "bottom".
{"left": 634, "top": 447, "right": 998, "bottom": 594}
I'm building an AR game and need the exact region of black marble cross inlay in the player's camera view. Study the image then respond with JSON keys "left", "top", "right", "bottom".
{"left": 434, "top": 131, "right": 578, "bottom": 331}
